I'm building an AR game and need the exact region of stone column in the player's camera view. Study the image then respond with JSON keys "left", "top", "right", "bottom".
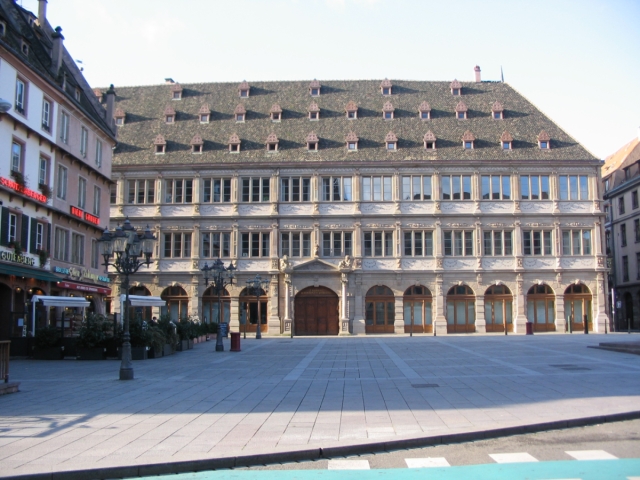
{"left": 268, "top": 273, "right": 280, "bottom": 334}
{"left": 433, "top": 171, "right": 441, "bottom": 214}
{"left": 192, "top": 174, "right": 201, "bottom": 215}
{"left": 514, "top": 274, "right": 527, "bottom": 333}
{"left": 354, "top": 221, "right": 362, "bottom": 258}
{"left": 192, "top": 224, "right": 200, "bottom": 259}
{"left": 555, "top": 293, "right": 566, "bottom": 332}
{"left": 155, "top": 177, "right": 163, "bottom": 217}
{"left": 475, "top": 294, "right": 486, "bottom": 333}
{"left": 284, "top": 273, "right": 292, "bottom": 334}
{"left": 594, "top": 272, "right": 608, "bottom": 332}
{"left": 433, "top": 273, "right": 447, "bottom": 335}
{"left": 352, "top": 273, "right": 365, "bottom": 334}
{"left": 189, "top": 275, "right": 199, "bottom": 319}
{"left": 340, "top": 273, "right": 351, "bottom": 335}
{"left": 394, "top": 292, "right": 404, "bottom": 334}
{"left": 229, "top": 294, "right": 240, "bottom": 332}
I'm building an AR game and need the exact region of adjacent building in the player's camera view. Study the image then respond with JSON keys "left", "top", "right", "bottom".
{"left": 109, "top": 68, "right": 608, "bottom": 335}
{"left": 0, "top": 0, "right": 116, "bottom": 345}
{"left": 602, "top": 131, "right": 640, "bottom": 331}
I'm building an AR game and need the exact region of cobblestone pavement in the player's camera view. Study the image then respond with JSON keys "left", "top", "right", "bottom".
{"left": 1, "top": 334, "right": 639, "bottom": 478}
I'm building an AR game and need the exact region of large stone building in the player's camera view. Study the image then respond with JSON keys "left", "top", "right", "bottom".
{"left": 0, "top": 0, "right": 116, "bottom": 345}
{"left": 602, "top": 132, "right": 640, "bottom": 331}
{"left": 108, "top": 68, "right": 608, "bottom": 335}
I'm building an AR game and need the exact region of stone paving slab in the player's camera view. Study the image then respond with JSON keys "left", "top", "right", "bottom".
{"left": 1, "top": 334, "right": 640, "bottom": 478}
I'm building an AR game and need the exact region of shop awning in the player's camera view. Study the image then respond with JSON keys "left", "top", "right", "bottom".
{"left": 31, "top": 295, "right": 91, "bottom": 308}
{"left": 0, "top": 263, "right": 64, "bottom": 283}
{"left": 121, "top": 295, "right": 166, "bottom": 307}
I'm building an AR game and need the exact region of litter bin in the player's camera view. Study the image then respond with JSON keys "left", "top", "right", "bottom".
{"left": 525, "top": 322, "right": 533, "bottom": 335}
{"left": 230, "top": 332, "right": 241, "bottom": 352}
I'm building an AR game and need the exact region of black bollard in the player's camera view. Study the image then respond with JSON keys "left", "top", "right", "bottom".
{"left": 583, "top": 314, "right": 588, "bottom": 334}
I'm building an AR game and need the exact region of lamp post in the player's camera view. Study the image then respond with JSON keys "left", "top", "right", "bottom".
{"left": 246, "top": 274, "right": 269, "bottom": 339}
{"left": 98, "top": 218, "right": 156, "bottom": 380}
{"left": 201, "top": 258, "right": 236, "bottom": 352}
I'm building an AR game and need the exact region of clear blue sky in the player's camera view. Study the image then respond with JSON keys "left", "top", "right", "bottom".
{"left": 20, "top": 0, "right": 640, "bottom": 160}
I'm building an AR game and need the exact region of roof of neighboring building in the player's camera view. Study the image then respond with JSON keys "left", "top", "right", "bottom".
{"left": 602, "top": 137, "right": 640, "bottom": 179}
{"left": 109, "top": 79, "right": 597, "bottom": 167}
{"left": 0, "top": 0, "right": 115, "bottom": 138}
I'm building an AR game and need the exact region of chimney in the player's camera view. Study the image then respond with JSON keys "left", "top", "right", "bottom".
{"left": 51, "top": 26, "right": 64, "bottom": 74}
{"left": 37, "top": 0, "right": 47, "bottom": 26}
{"left": 474, "top": 65, "right": 481, "bottom": 83}
{"left": 106, "top": 84, "right": 116, "bottom": 128}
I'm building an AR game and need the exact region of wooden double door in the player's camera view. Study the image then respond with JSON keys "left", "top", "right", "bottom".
{"left": 294, "top": 287, "right": 339, "bottom": 336}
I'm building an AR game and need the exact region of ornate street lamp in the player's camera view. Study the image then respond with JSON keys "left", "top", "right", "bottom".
{"left": 246, "top": 274, "right": 269, "bottom": 339}
{"left": 98, "top": 218, "right": 156, "bottom": 380}
{"left": 202, "top": 258, "right": 236, "bottom": 352}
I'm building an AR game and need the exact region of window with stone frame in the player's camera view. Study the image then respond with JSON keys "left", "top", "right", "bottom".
{"left": 559, "top": 175, "right": 589, "bottom": 200}
{"left": 15, "top": 77, "right": 27, "bottom": 115}
{"left": 455, "top": 101, "right": 468, "bottom": 120}
{"left": 241, "top": 177, "right": 270, "bottom": 202}
{"left": 362, "top": 176, "right": 392, "bottom": 201}
{"left": 110, "top": 184, "right": 117, "bottom": 204}
{"left": 163, "top": 232, "right": 192, "bottom": 258}
{"left": 520, "top": 175, "right": 550, "bottom": 200}
{"left": 635, "top": 219, "right": 640, "bottom": 243}
{"left": 633, "top": 190, "right": 639, "bottom": 209}
{"left": 441, "top": 175, "right": 472, "bottom": 200}
{"left": 322, "top": 231, "right": 352, "bottom": 257}
{"left": 60, "top": 111, "right": 70, "bottom": 143}
{"left": 321, "top": 176, "right": 352, "bottom": 201}
{"left": 483, "top": 230, "right": 513, "bottom": 256}
{"left": 71, "top": 233, "right": 84, "bottom": 264}
{"left": 7, "top": 212, "right": 18, "bottom": 244}
{"left": 281, "top": 177, "right": 311, "bottom": 202}
{"left": 403, "top": 230, "right": 434, "bottom": 256}
{"left": 345, "top": 101, "right": 358, "bottom": 119}
{"left": 538, "top": 131, "right": 551, "bottom": 149}
{"left": 78, "top": 177, "right": 86, "bottom": 209}
{"left": 54, "top": 227, "right": 69, "bottom": 261}
{"left": 38, "top": 155, "right": 49, "bottom": 186}
{"left": 127, "top": 179, "right": 155, "bottom": 204}
{"left": 523, "top": 230, "right": 552, "bottom": 255}
{"left": 57, "top": 164, "right": 67, "bottom": 200}
{"left": 621, "top": 223, "right": 627, "bottom": 247}
{"left": 95, "top": 139, "right": 103, "bottom": 167}
{"left": 165, "top": 179, "right": 193, "bottom": 203}
{"left": 619, "top": 197, "right": 626, "bottom": 215}
{"left": 91, "top": 239, "right": 99, "bottom": 269}
{"left": 202, "top": 232, "right": 231, "bottom": 258}
{"left": 241, "top": 232, "right": 270, "bottom": 257}
{"left": 199, "top": 104, "right": 210, "bottom": 123}
{"left": 80, "top": 126, "right": 88, "bottom": 158}
{"left": 364, "top": 231, "right": 393, "bottom": 257}
{"left": 636, "top": 253, "right": 640, "bottom": 280}
{"left": 492, "top": 101, "right": 504, "bottom": 119}
{"left": 622, "top": 255, "right": 629, "bottom": 282}
{"left": 93, "top": 186, "right": 101, "bottom": 216}
{"left": 402, "top": 175, "right": 432, "bottom": 200}
{"left": 444, "top": 230, "right": 474, "bottom": 256}
{"left": 310, "top": 80, "right": 321, "bottom": 96}
{"left": 42, "top": 97, "right": 52, "bottom": 132}
{"left": 281, "top": 232, "right": 311, "bottom": 258}
{"left": 481, "top": 175, "right": 511, "bottom": 200}
{"left": 423, "top": 131, "right": 436, "bottom": 150}
{"left": 562, "top": 229, "right": 592, "bottom": 255}
{"left": 270, "top": 104, "right": 282, "bottom": 122}
{"left": 203, "top": 178, "right": 231, "bottom": 203}
{"left": 501, "top": 131, "right": 513, "bottom": 150}
{"left": 308, "top": 102, "right": 320, "bottom": 120}
{"left": 10, "top": 139, "right": 24, "bottom": 174}
{"left": 419, "top": 101, "right": 431, "bottom": 120}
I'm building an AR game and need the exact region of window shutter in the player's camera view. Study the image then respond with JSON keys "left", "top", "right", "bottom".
{"left": 47, "top": 224, "right": 51, "bottom": 252}
{"left": 21, "top": 214, "right": 30, "bottom": 248}
{"left": 0, "top": 207, "right": 9, "bottom": 246}
{"left": 30, "top": 217, "right": 37, "bottom": 253}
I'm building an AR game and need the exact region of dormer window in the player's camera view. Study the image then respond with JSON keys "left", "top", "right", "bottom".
{"left": 501, "top": 131, "right": 513, "bottom": 150}
{"left": 423, "top": 131, "right": 437, "bottom": 150}
{"left": 0, "top": 21, "right": 5, "bottom": 37}
{"left": 191, "top": 135, "right": 203, "bottom": 154}
{"left": 234, "top": 104, "right": 246, "bottom": 122}
{"left": 455, "top": 101, "right": 468, "bottom": 119}
{"left": 306, "top": 132, "right": 319, "bottom": 151}
{"left": 154, "top": 135, "right": 166, "bottom": 154}
{"left": 381, "top": 78, "right": 392, "bottom": 95}
{"left": 382, "top": 101, "right": 394, "bottom": 120}
{"left": 114, "top": 108, "right": 125, "bottom": 126}
{"left": 164, "top": 106, "right": 176, "bottom": 124}
{"left": 418, "top": 101, "right": 431, "bottom": 120}
{"left": 270, "top": 104, "right": 282, "bottom": 122}
{"left": 308, "top": 102, "right": 320, "bottom": 120}
{"left": 21, "top": 40, "right": 29, "bottom": 56}
{"left": 199, "top": 104, "right": 210, "bottom": 123}
{"left": 309, "top": 79, "right": 320, "bottom": 96}
{"left": 462, "top": 131, "right": 475, "bottom": 149}
{"left": 450, "top": 79, "right": 462, "bottom": 96}
{"left": 385, "top": 132, "right": 398, "bottom": 151}
{"left": 345, "top": 101, "right": 358, "bottom": 119}
{"left": 229, "top": 134, "right": 241, "bottom": 153}
{"left": 537, "top": 131, "right": 551, "bottom": 150}
{"left": 238, "top": 81, "right": 250, "bottom": 98}
{"left": 492, "top": 101, "right": 504, "bottom": 119}
{"left": 74, "top": 88, "right": 81, "bottom": 101}
{"left": 346, "top": 132, "right": 359, "bottom": 151}
{"left": 170, "top": 83, "right": 183, "bottom": 100}
{"left": 266, "top": 133, "right": 279, "bottom": 152}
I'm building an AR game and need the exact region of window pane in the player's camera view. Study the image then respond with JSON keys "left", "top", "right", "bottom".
{"left": 414, "top": 232, "right": 422, "bottom": 256}
{"left": 523, "top": 231, "right": 531, "bottom": 255}
{"left": 383, "top": 177, "right": 392, "bottom": 201}
{"left": 384, "top": 232, "right": 393, "bottom": 256}
{"left": 373, "top": 177, "right": 381, "bottom": 201}
{"left": 562, "top": 231, "right": 571, "bottom": 255}
{"left": 463, "top": 176, "right": 472, "bottom": 199}
{"left": 441, "top": 176, "right": 451, "bottom": 200}
{"left": 323, "top": 232, "right": 331, "bottom": 256}
{"left": 333, "top": 178, "right": 341, "bottom": 201}
{"left": 521, "top": 176, "right": 530, "bottom": 200}
{"left": 423, "top": 177, "right": 432, "bottom": 199}
{"left": 579, "top": 176, "right": 588, "bottom": 199}
{"left": 343, "top": 178, "right": 352, "bottom": 201}
{"left": 572, "top": 230, "right": 581, "bottom": 255}
{"left": 413, "top": 177, "right": 421, "bottom": 200}
{"left": 543, "top": 231, "right": 552, "bottom": 255}
{"left": 531, "top": 176, "right": 540, "bottom": 200}
{"left": 482, "top": 176, "right": 490, "bottom": 199}
{"left": 444, "top": 231, "right": 452, "bottom": 256}
{"left": 540, "top": 176, "right": 550, "bottom": 199}
{"left": 491, "top": 176, "right": 500, "bottom": 200}
{"left": 502, "top": 176, "right": 511, "bottom": 199}
{"left": 452, "top": 176, "right": 461, "bottom": 200}
{"left": 454, "top": 231, "right": 463, "bottom": 255}
{"left": 569, "top": 176, "right": 578, "bottom": 201}
{"left": 403, "top": 177, "right": 411, "bottom": 200}
{"left": 425, "top": 231, "right": 433, "bottom": 256}
{"left": 464, "top": 231, "right": 473, "bottom": 255}
{"left": 404, "top": 232, "right": 412, "bottom": 256}
{"left": 484, "top": 231, "right": 492, "bottom": 255}
{"left": 582, "top": 230, "right": 591, "bottom": 255}
{"left": 494, "top": 231, "right": 502, "bottom": 255}
{"left": 559, "top": 176, "right": 569, "bottom": 200}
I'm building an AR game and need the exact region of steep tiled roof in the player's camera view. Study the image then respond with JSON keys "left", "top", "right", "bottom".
{"left": 602, "top": 137, "right": 640, "bottom": 189}
{"left": 110, "top": 79, "right": 595, "bottom": 166}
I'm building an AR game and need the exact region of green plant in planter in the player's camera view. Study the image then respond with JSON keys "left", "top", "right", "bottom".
{"left": 9, "top": 241, "right": 23, "bottom": 255}
{"left": 77, "top": 313, "right": 110, "bottom": 349}
{"left": 36, "top": 249, "right": 49, "bottom": 267}
{"left": 38, "top": 183, "right": 52, "bottom": 199}
{"left": 177, "top": 317, "right": 194, "bottom": 341}
{"left": 128, "top": 314, "right": 151, "bottom": 348}
{"left": 34, "top": 325, "right": 60, "bottom": 349}
{"left": 10, "top": 170, "right": 26, "bottom": 187}
{"left": 147, "top": 324, "right": 166, "bottom": 353}
{"left": 158, "top": 314, "right": 179, "bottom": 346}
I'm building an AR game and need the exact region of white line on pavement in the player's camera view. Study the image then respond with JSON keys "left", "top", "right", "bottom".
{"left": 375, "top": 339, "right": 421, "bottom": 380}
{"left": 565, "top": 450, "right": 618, "bottom": 460}
{"left": 283, "top": 340, "right": 327, "bottom": 381}
{"left": 405, "top": 457, "right": 451, "bottom": 468}
{"left": 327, "top": 459, "right": 371, "bottom": 470}
{"left": 489, "top": 452, "right": 539, "bottom": 463}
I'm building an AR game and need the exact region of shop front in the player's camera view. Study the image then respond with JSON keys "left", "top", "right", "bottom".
{"left": 51, "top": 266, "right": 111, "bottom": 319}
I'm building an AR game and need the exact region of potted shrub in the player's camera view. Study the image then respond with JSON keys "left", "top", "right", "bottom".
{"left": 33, "top": 325, "right": 62, "bottom": 360}
{"left": 36, "top": 249, "right": 49, "bottom": 268}
{"left": 158, "top": 314, "right": 178, "bottom": 355}
{"left": 176, "top": 318, "right": 192, "bottom": 351}
{"left": 125, "top": 315, "right": 149, "bottom": 360}
{"left": 146, "top": 324, "right": 166, "bottom": 359}
{"left": 8, "top": 241, "right": 23, "bottom": 255}
{"left": 38, "top": 183, "right": 52, "bottom": 199}
{"left": 10, "top": 170, "right": 26, "bottom": 187}
{"left": 77, "top": 313, "right": 109, "bottom": 360}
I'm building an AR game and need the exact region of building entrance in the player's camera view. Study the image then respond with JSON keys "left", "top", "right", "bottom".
{"left": 294, "top": 286, "right": 339, "bottom": 336}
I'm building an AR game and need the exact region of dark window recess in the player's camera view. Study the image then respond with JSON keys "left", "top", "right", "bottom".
{"left": 0, "top": 207, "right": 9, "bottom": 246}
{"left": 21, "top": 214, "right": 29, "bottom": 247}
{"left": 30, "top": 217, "right": 38, "bottom": 253}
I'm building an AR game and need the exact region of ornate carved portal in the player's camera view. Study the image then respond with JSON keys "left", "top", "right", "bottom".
{"left": 294, "top": 286, "right": 339, "bottom": 336}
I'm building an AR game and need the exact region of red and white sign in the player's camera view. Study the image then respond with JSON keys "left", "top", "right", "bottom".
{"left": 58, "top": 281, "right": 111, "bottom": 295}
{"left": 0, "top": 177, "right": 47, "bottom": 203}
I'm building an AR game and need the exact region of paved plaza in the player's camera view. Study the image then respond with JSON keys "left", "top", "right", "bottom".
{"left": 1, "top": 334, "right": 640, "bottom": 478}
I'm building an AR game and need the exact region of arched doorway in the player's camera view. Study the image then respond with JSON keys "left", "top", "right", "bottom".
{"left": 294, "top": 286, "right": 339, "bottom": 335}
{"left": 161, "top": 286, "right": 189, "bottom": 320}
{"left": 202, "top": 286, "right": 230, "bottom": 324}
{"left": 624, "top": 292, "right": 634, "bottom": 331}
{"left": 365, "top": 286, "right": 395, "bottom": 334}
{"left": 565, "top": 284, "right": 592, "bottom": 332}
{"left": 484, "top": 285, "right": 513, "bottom": 333}
{"left": 129, "top": 285, "right": 152, "bottom": 320}
{"left": 527, "top": 284, "right": 555, "bottom": 332}
{"left": 403, "top": 286, "right": 432, "bottom": 333}
{"left": 240, "top": 287, "right": 268, "bottom": 334}
{"left": 0, "top": 282, "right": 13, "bottom": 340}
{"left": 446, "top": 285, "right": 475, "bottom": 333}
